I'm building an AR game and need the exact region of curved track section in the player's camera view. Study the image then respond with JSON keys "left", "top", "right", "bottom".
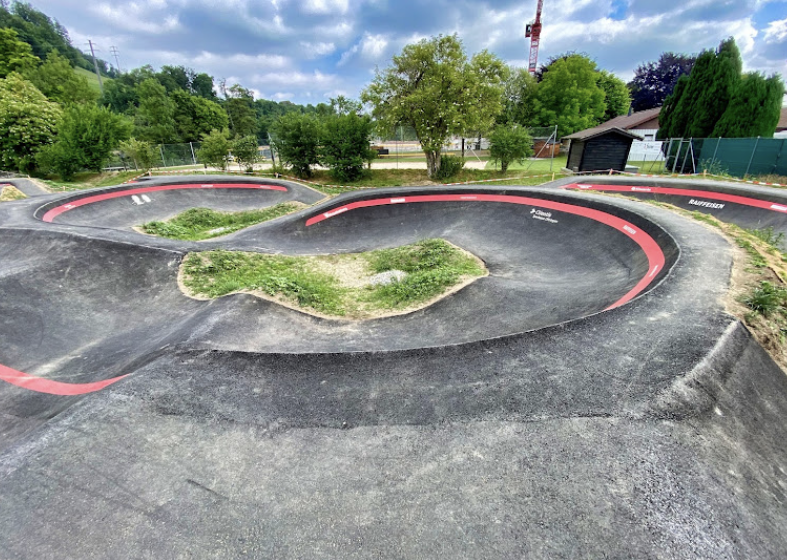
{"left": 2, "top": 176, "right": 787, "bottom": 559}
{"left": 562, "top": 176, "right": 787, "bottom": 248}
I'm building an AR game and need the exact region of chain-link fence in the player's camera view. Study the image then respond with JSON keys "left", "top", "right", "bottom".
{"left": 102, "top": 142, "right": 274, "bottom": 171}
{"left": 661, "top": 137, "right": 787, "bottom": 178}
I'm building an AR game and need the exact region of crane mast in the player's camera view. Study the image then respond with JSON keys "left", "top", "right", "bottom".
{"left": 526, "top": 0, "right": 544, "bottom": 75}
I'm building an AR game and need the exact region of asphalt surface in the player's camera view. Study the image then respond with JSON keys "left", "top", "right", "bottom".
{"left": 1, "top": 174, "right": 786, "bottom": 559}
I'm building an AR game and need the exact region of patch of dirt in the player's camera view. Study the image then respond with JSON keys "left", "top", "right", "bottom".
{"left": 0, "top": 185, "right": 27, "bottom": 202}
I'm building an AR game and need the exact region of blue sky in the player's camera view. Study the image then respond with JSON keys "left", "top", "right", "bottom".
{"left": 35, "top": 0, "right": 787, "bottom": 105}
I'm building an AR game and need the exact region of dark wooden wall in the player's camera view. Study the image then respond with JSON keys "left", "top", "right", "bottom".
{"left": 578, "top": 134, "right": 633, "bottom": 172}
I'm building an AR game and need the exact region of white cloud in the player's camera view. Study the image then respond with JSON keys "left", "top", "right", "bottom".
{"left": 764, "top": 18, "right": 787, "bottom": 43}
{"left": 93, "top": 2, "right": 181, "bottom": 34}
{"left": 251, "top": 69, "right": 340, "bottom": 88}
{"left": 300, "top": 42, "right": 337, "bottom": 57}
{"left": 273, "top": 92, "right": 294, "bottom": 100}
{"left": 302, "top": 0, "right": 350, "bottom": 15}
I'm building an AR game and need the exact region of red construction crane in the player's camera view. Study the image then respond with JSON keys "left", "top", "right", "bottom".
{"left": 525, "top": 0, "right": 544, "bottom": 75}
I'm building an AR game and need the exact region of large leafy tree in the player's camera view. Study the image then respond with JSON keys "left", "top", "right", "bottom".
{"left": 223, "top": 83, "right": 258, "bottom": 138}
{"left": 362, "top": 34, "right": 507, "bottom": 178}
{"left": 191, "top": 72, "right": 217, "bottom": 100}
{"left": 497, "top": 67, "right": 538, "bottom": 126}
{"left": 170, "top": 90, "right": 229, "bottom": 143}
{"left": 23, "top": 49, "right": 96, "bottom": 105}
{"left": 530, "top": 54, "right": 606, "bottom": 136}
{"left": 596, "top": 70, "right": 630, "bottom": 121}
{"left": 36, "top": 104, "right": 131, "bottom": 179}
{"left": 658, "top": 38, "right": 742, "bottom": 139}
{"left": 0, "top": 27, "right": 38, "bottom": 78}
{"left": 320, "top": 111, "right": 376, "bottom": 182}
{"left": 156, "top": 65, "right": 192, "bottom": 94}
{"left": 628, "top": 52, "right": 696, "bottom": 111}
{"left": 134, "top": 78, "right": 175, "bottom": 143}
{"left": 712, "top": 73, "right": 784, "bottom": 138}
{"left": 0, "top": 73, "right": 60, "bottom": 172}
{"left": 269, "top": 112, "right": 321, "bottom": 178}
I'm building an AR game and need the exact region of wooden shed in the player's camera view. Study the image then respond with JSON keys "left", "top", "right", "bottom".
{"left": 564, "top": 127, "right": 641, "bottom": 173}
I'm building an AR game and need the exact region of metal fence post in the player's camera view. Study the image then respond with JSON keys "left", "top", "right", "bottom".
{"left": 671, "top": 139, "right": 680, "bottom": 174}
{"left": 190, "top": 142, "right": 196, "bottom": 165}
{"left": 745, "top": 137, "right": 760, "bottom": 177}
{"left": 773, "top": 139, "right": 786, "bottom": 175}
{"left": 711, "top": 137, "right": 721, "bottom": 170}
{"left": 159, "top": 145, "right": 166, "bottom": 168}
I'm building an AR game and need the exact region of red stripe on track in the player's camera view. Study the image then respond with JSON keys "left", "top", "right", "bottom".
{"left": 42, "top": 183, "right": 287, "bottom": 223}
{"left": 563, "top": 183, "right": 787, "bottom": 213}
{"left": 0, "top": 364, "right": 127, "bottom": 395}
{"left": 305, "top": 194, "right": 666, "bottom": 310}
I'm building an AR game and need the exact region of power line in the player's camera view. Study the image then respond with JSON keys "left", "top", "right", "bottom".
{"left": 87, "top": 40, "right": 104, "bottom": 94}
{"left": 110, "top": 46, "right": 122, "bottom": 74}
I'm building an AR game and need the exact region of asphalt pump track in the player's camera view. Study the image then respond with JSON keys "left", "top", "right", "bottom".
{"left": 0, "top": 175, "right": 786, "bottom": 558}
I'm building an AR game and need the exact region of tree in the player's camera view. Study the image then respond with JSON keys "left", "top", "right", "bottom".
{"left": 0, "top": 73, "right": 60, "bottom": 172}
{"left": 101, "top": 79, "right": 138, "bottom": 114}
{"left": 36, "top": 104, "right": 132, "bottom": 179}
{"left": 23, "top": 49, "right": 96, "bottom": 105}
{"left": 269, "top": 112, "right": 321, "bottom": 177}
{"left": 191, "top": 73, "right": 217, "bottom": 100}
{"left": 231, "top": 135, "right": 260, "bottom": 172}
{"left": 362, "top": 34, "right": 507, "bottom": 178}
{"left": 320, "top": 112, "right": 376, "bottom": 182}
{"left": 119, "top": 138, "right": 157, "bottom": 171}
{"left": 596, "top": 71, "right": 630, "bottom": 121}
{"left": 658, "top": 38, "right": 745, "bottom": 139}
{"left": 329, "top": 95, "right": 363, "bottom": 116}
{"left": 530, "top": 54, "right": 606, "bottom": 136}
{"left": 628, "top": 52, "right": 696, "bottom": 111}
{"left": 223, "top": 83, "right": 258, "bottom": 138}
{"left": 170, "top": 90, "right": 229, "bottom": 142}
{"left": 488, "top": 125, "right": 533, "bottom": 174}
{"left": 497, "top": 67, "right": 538, "bottom": 126}
{"left": 156, "top": 65, "right": 192, "bottom": 93}
{"left": 134, "top": 78, "right": 175, "bottom": 143}
{"left": 196, "top": 128, "right": 232, "bottom": 170}
{"left": 0, "top": 27, "right": 38, "bottom": 78}
{"left": 712, "top": 73, "right": 785, "bottom": 137}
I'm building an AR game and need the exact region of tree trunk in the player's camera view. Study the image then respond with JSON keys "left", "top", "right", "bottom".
{"left": 425, "top": 150, "right": 441, "bottom": 178}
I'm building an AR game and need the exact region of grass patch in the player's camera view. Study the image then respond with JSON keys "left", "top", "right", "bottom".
{"left": 140, "top": 203, "right": 301, "bottom": 240}
{"left": 0, "top": 185, "right": 26, "bottom": 201}
{"left": 180, "top": 239, "right": 487, "bottom": 319}
{"left": 40, "top": 170, "right": 143, "bottom": 192}
{"left": 485, "top": 155, "right": 567, "bottom": 172}
{"left": 259, "top": 167, "right": 568, "bottom": 194}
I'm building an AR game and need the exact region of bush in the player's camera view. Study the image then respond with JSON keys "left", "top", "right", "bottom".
{"left": 270, "top": 113, "right": 321, "bottom": 178}
{"left": 489, "top": 125, "right": 533, "bottom": 174}
{"left": 232, "top": 135, "right": 260, "bottom": 172}
{"left": 320, "top": 112, "right": 376, "bottom": 182}
{"left": 119, "top": 138, "right": 157, "bottom": 171}
{"left": 434, "top": 155, "right": 465, "bottom": 181}
{"left": 196, "top": 128, "right": 231, "bottom": 170}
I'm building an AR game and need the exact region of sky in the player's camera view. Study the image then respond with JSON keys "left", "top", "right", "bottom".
{"left": 33, "top": 0, "right": 787, "bottom": 106}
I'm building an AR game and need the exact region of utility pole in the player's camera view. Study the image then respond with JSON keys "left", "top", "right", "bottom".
{"left": 88, "top": 40, "right": 104, "bottom": 94}
{"left": 110, "top": 46, "right": 122, "bottom": 74}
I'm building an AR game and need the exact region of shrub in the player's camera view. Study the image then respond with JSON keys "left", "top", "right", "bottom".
{"left": 434, "top": 155, "right": 465, "bottom": 181}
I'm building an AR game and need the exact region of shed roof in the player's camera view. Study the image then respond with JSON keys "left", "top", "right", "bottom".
{"left": 563, "top": 126, "right": 643, "bottom": 142}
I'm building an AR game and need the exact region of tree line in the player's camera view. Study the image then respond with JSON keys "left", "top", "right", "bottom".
{"left": 0, "top": 1, "right": 783, "bottom": 182}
